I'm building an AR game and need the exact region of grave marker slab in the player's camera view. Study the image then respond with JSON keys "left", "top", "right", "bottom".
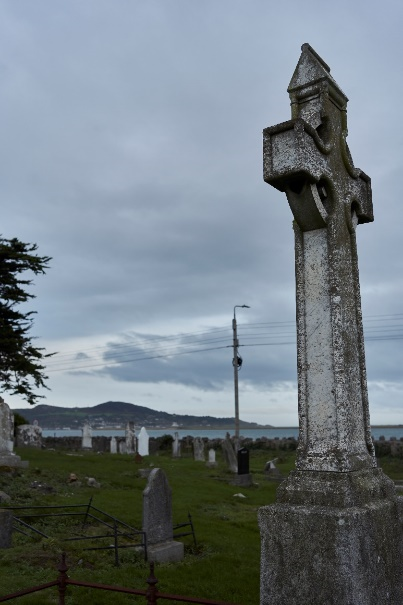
{"left": 172, "top": 432, "right": 181, "bottom": 458}
{"left": 81, "top": 423, "right": 92, "bottom": 449}
{"left": 0, "top": 398, "right": 27, "bottom": 468}
{"left": 110, "top": 436, "right": 117, "bottom": 454}
{"left": 138, "top": 427, "right": 149, "bottom": 456}
{"left": 193, "top": 437, "right": 205, "bottom": 461}
{"left": 221, "top": 433, "right": 237, "bottom": 473}
{"left": 142, "top": 468, "right": 184, "bottom": 563}
{"left": 125, "top": 422, "right": 136, "bottom": 454}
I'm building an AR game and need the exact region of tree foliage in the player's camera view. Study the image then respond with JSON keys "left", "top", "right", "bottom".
{"left": 0, "top": 237, "right": 53, "bottom": 405}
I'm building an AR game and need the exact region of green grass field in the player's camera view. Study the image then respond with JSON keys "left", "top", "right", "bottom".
{"left": 0, "top": 446, "right": 401, "bottom": 604}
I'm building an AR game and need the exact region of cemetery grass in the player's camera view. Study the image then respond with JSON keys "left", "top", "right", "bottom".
{"left": 0, "top": 447, "right": 292, "bottom": 605}
{"left": 0, "top": 448, "right": 400, "bottom": 605}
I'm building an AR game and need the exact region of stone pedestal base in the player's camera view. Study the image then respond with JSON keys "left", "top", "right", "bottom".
{"left": 0, "top": 453, "right": 28, "bottom": 469}
{"left": 147, "top": 540, "right": 184, "bottom": 563}
{"left": 259, "top": 494, "right": 403, "bottom": 605}
{"left": 232, "top": 473, "right": 253, "bottom": 487}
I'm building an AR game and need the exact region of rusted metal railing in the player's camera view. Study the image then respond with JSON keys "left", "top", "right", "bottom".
{"left": 0, "top": 553, "right": 241, "bottom": 605}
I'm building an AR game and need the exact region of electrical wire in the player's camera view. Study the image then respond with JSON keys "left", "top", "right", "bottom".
{"left": 44, "top": 313, "right": 403, "bottom": 375}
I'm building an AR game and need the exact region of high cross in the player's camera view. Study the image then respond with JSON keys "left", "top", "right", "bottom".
{"left": 264, "top": 43, "right": 375, "bottom": 472}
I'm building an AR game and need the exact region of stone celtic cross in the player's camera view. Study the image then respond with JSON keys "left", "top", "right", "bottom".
{"left": 259, "top": 45, "right": 402, "bottom": 605}
{"left": 264, "top": 43, "right": 375, "bottom": 473}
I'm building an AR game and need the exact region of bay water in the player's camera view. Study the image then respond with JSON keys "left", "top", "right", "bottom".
{"left": 42, "top": 427, "right": 403, "bottom": 441}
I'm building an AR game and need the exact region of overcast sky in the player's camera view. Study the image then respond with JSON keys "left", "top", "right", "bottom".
{"left": 1, "top": 0, "right": 402, "bottom": 427}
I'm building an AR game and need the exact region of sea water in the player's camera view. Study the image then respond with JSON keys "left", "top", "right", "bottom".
{"left": 42, "top": 427, "right": 403, "bottom": 441}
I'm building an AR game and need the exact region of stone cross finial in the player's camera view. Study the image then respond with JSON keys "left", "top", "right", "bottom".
{"left": 264, "top": 43, "right": 375, "bottom": 473}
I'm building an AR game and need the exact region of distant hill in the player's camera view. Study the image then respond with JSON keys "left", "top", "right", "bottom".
{"left": 13, "top": 401, "right": 273, "bottom": 430}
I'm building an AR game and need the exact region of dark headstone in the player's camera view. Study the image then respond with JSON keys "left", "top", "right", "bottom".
{"left": 237, "top": 447, "right": 249, "bottom": 475}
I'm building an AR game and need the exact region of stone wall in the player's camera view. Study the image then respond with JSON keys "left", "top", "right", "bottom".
{"left": 33, "top": 435, "right": 403, "bottom": 458}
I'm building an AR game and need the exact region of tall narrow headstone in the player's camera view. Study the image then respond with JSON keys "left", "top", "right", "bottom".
{"left": 259, "top": 43, "right": 403, "bottom": 604}
{"left": 142, "top": 468, "right": 184, "bottom": 562}
{"left": 0, "top": 399, "right": 14, "bottom": 454}
{"left": 125, "top": 421, "right": 136, "bottom": 454}
{"left": 110, "top": 436, "right": 117, "bottom": 454}
{"left": 221, "top": 433, "right": 237, "bottom": 473}
{"left": 0, "top": 398, "right": 27, "bottom": 468}
{"left": 193, "top": 437, "right": 205, "bottom": 461}
{"left": 81, "top": 422, "right": 92, "bottom": 449}
{"left": 138, "top": 427, "right": 149, "bottom": 456}
{"left": 172, "top": 432, "right": 181, "bottom": 458}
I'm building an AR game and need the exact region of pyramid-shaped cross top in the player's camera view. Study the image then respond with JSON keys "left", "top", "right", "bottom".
{"left": 264, "top": 43, "right": 373, "bottom": 234}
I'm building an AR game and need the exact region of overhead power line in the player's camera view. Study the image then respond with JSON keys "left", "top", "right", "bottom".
{"left": 44, "top": 312, "right": 403, "bottom": 375}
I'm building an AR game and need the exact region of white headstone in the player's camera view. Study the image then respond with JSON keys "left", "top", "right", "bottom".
{"left": 206, "top": 448, "right": 217, "bottom": 468}
{"left": 81, "top": 423, "right": 92, "bottom": 449}
{"left": 110, "top": 436, "right": 117, "bottom": 454}
{"left": 172, "top": 432, "right": 181, "bottom": 458}
{"left": 138, "top": 427, "right": 149, "bottom": 456}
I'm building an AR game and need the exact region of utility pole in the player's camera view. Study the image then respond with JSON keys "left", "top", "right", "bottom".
{"left": 233, "top": 304, "right": 250, "bottom": 444}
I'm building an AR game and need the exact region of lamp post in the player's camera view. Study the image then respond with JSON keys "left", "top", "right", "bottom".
{"left": 233, "top": 304, "right": 250, "bottom": 444}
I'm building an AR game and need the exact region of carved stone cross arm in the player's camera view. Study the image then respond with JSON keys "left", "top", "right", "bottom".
{"left": 263, "top": 44, "right": 376, "bottom": 473}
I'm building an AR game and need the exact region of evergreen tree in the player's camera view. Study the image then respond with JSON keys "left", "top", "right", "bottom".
{"left": 0, "top": 236, "right": 53, "bottom": 405}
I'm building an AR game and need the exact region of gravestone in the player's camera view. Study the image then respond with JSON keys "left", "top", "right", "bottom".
{"left": 81, "top": 423, "right": 92, "bottom": 449}
{"left": 259, "top": 43, "right": 403, "bottom": 605}
{"left": 110, "top": 436, "right": 117, "bottom": 454}
{"left": 138, "top": 427, "right": 149, "bottom": 456}
{"left": 233, "top": 447, "right": 253, "bottom": 487}
{"left": 0, "top": 398, "right": 28, "bottom": 468}
{"left": 193, "top": 437, "right": 205, "bottom": 461}
{"left": 237, "top": 447, "right": 249, "bottom": 475}
{"left": 119, "top": 441, "right": 127, "bottom": 454}
{"left": 264, "top": 459, "right": 283, "bottom": 481}
{"left": 16, "top": 423, "right": 42, "bottom": 448}
{"left": 125, "top": 421, "right": 136, "bottom": 454}
{"left": 172, "top": 432, "right": 181, "bottom": 458}
{"left": 221, "top": 433, "right": 237, "bottom": 473}
{"left": 142, "top": 467, "right": 184, "bottom": 562}
{"left": 206, "top": 448, "right": 217, "bottom": 468}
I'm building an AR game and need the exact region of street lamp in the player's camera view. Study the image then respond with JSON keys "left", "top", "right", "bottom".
{"left": 233, "top": 304, "right": 250, "bottom": 444}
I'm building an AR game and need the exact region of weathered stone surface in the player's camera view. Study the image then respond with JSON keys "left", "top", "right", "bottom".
{"left": 193, "top": 437, "right": 205, "bottom": 461}
{"left": 260, "top": 43, "right": 403, "bottom": 605}
{"left": 0, "top": 398, "right": 14, "bottom": 453}
{"left": 221, "top": 435, "right": 237, "bottom": 473}
{"left": 125, "top": 422, "right": 136, "bottom": 454}
{"left": 259, "top": 497, "right": 403, "bottom": 605}
{"left": 16, "top": 423, "right": 42, "bottom": 448}
{"left": 264, "top": 44, "right": 374, "bottom": 473}
{"left": 0, "top": 398, "right": 28, "bottom": 468}
{"left": 142, "top": 468, "right": 183, "bottom": 563}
